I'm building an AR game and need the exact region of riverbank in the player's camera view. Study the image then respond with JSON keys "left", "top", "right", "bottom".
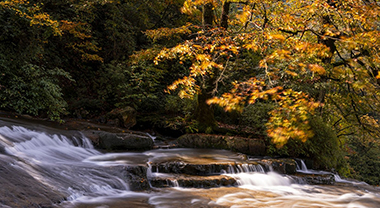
{"left": 1, "top": 110, "right": 379, "bottom": 187}
{"left": 1, "top": 117, "right": 379, "bottom": 207}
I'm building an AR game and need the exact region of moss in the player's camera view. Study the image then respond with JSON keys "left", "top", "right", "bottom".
{"left": 267, "top": 116, "right": 347, "bottom": 172}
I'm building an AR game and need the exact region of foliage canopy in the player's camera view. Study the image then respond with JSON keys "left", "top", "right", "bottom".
{"left": 150, "top": 0, "right": 380, "bottom": 147}
{"left": 1, "top": 0, "right": 380, "bottom": 181}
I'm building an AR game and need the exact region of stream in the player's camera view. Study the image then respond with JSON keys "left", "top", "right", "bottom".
{"left": 0, "top": 117, "right": 379, "bottom": 207}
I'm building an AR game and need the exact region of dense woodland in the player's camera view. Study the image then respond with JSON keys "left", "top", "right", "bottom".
{"left": 1, "top": 0, "right": 380, "bottom": 185}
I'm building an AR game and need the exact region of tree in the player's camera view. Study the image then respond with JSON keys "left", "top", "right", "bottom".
{"left": 0, "top": 0, "right": 70, "bottom": 120}
{"left": 151, "top": 0, "right": 380, "bottom": 146}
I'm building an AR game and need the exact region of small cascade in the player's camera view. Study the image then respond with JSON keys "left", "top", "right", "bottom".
{"left": 334, "top": 172, "right": 369, "bottom": 185}
{"left": 2, "top": 128, "right": 99, "bottom": 164}
{"left": 226, "top": 163, "right": 294, "bottom": 187}
{"left": 296, "top": 159, "right": 309, "bottom": 172}
{"left": 226, "top": 163, "right": 266, "bottom": 174}
{"left": 334, "top": 174, "right": 345, "bottom": 182}
{"left": 295, "top": 159, "right": 345, "bottom": 185}
{"left": 296, "top": 159, "right": 330, "bottom": 174}
{"left": 170, "top": 179, "right": 180, "bottom": 187}
{"left": 232, "top": 172, "right": 293, "bottom": 187}
{"left": 145, "top": 132, "right": 157, "bottom": 141}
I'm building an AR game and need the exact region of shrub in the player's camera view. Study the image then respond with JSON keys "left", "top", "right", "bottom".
{"left": 267, "top": 116, "right": 347, "bottom": 172}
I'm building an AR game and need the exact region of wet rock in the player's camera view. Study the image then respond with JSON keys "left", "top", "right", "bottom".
{"left": 0, "top": 156, "right": 66, "bottom": 208}
{"left": 83, "top": 130, "right": 153, "bottom": 151}
{"left": 150, "top": 174, "right": 237, "bottom": 188}
{"left": 151, "top": 161, "right": 261, "bottom": 176}
{"left": 152, "top": 162, "right": 232, "bottom": 176}
{"left": 258, "top": 158, "right": 297, "bottom": 174}
{"left": 177, "top": 134, "right": 266, "bottom": 156}
{"left": 121, "top": 165, "right": 151, "bottom": 191}
{"left": 294, "top": 172, "right": 335, "bottom": 185}
{"left": 107, "top": 107, "right": 137, "bottom": 129}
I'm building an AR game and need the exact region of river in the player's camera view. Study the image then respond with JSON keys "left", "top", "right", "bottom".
{"left": 0, "top": 117, "right": 379, "bottom": 207}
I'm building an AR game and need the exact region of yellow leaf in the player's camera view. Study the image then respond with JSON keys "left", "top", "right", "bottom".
{"left": 268, "top": 34, "right": 286, "bottom": 42}
{"left": 308, "top": 64, "right": 326, "bottom": 75}
{"left": 285, "top": 70, "right": 298, "bottom": 77}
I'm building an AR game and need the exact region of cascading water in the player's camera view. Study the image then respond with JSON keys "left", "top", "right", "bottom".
{"left": 295, "top": 159, "right": 365, "bottom": 184}
{"left": 0, "top": 124, "right": 140, "bottom": 207}
{"left": 296, "top": 159, "right": 309, "bottom": 172}
{"left": 225, "top": 163, "right": 266, "bottom": 174}
{"left": 1, "top": 118, "right": 380, "bottom": 208}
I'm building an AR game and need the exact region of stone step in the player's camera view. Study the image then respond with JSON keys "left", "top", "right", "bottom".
{"left": 149, "top": 174, "right": 237, "bottom": 188}
{"left": 150, "top": 158, "right": 297, "bottom": 176}
{"left": 150, "top": 161, "right": 266, "bottom": 176}
{"left": 292, "top": 171, "right": 335, "bottom": 185}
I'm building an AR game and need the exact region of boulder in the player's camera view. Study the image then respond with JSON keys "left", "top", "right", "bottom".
{"left": 83, "top": 130, "right": 153, "bottom": 151}
{"left": 107, "top": 107, "right": 137, "bottom": 129}
{"left": 176, "top": 134, "right": 266, "bottom": 156}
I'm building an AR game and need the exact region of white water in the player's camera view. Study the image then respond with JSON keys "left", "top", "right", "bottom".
{"left": 225, "top": 163, "right": 266, "bottom": 174}
{"left": 296, "top": 159, "right": 369, "bottom": 185}
{"left": 0, "top": 125, "right": 132, "bottom": 203}
{"left": 215, "top": 170, "right": 380, "bottom": 207}
{"left": 1, "top": 120, "right": 380, "bottom": 208}
{"left": 296, "top": 159, "right": 309, "bottom": 172}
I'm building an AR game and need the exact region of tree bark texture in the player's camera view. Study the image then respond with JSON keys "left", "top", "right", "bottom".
{"left": 220, "top": 1, "right": 231, "bottom": 29}
{"left": 203, "top": 3, "right": 214, "bottom": 27}
{"left": 195, "top": 88, "right": 217, "bottom": 132}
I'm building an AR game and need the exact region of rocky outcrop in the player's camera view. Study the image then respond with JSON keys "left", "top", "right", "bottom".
{"left": 83, "top": 130, "right": 153, "bottom": 151}
{"left": 176, "top": 134, "right": 266, "bottom": 156}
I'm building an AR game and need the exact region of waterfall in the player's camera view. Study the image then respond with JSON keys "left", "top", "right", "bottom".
{"left": 294, "top": 159, "right": 367, "bottom": 185}
{"left": 233, "top": 172, "right": 293, "bottom": 186}
{"left": 1, "top": 126, "right": 99, "bottom": 163}
{"left": 226, "top": 163, "right": 266, "bottom": 174}
{"left": 0, "top": 125, "right": 131, "bottom": 202}
{"left": 296, "top": 159, "right": 309, "bottom": 172}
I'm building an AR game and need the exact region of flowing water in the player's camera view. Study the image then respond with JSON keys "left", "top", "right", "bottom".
{"left": 0, "top": 117, "right": 379, "bottom": 208}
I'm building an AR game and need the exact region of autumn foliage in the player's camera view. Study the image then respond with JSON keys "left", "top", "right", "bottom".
{"left": 151, "top": 0, "right": 380, "bottom": 146}
{"left": 1, "top": 0, "right": 380, "bottom": 181}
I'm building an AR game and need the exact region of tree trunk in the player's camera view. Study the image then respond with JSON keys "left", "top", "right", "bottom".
{"left": 195, "top": 88, "right": 217, "bottom": 132}
{"left": 317, "top": 6, "right": 336, "bottom": 114}
{"left": 193, "top": 2, "right": 217, "bottom": 132}
{"left": 220, "top": 1, "right": 231, "bottom": 29}
{"left": 202, "top": 3, "right": 214, "bottom": 27}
